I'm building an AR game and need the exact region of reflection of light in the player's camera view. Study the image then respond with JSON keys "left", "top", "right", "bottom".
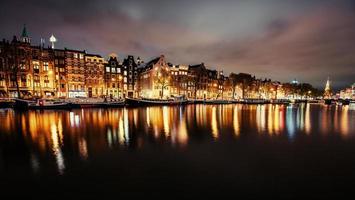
{"left": 340, "top": 106, "right": 349, "bottom": 137}
{"left": 268, "top": 105, "right": 273, "bottom": 134}
{"left": 305, "top": 104, "right": 311, "bottom": 134}
{"left": 233, "top": 105, "right": 240, "bottom": 136}
{"left": 30, "top": 153, "right": 40, "bottom": 173}
{"left": 107, "top": 128, "right": 113, "bottom": 148}
{"left": 118, "top": 117, "right": 124, "bottom": 145}
{"left": 146, "top": 107, "right": 150, "bottom": 127}
{"left": 123, "top": 108, "right": 129, "bottom": 144}
{"left": 176, "top": 107, "right": 188, "bottom": 147}
{"left": 50, "top": 123, "right": 65, "bottom": 175}
{"left": 211, "top": 106, "right": 218, "bottom": 139}
{"left": 256, "top": 105, "right": 266, "bottom": 133}
{"left": 69, "top": 112, "right": 80, "bottom": 127}
{"left": 274, "top": 105, "right": 280, "bottom": 134}
{"left": 78, "top": 138, "right": 88, "bottom": 160}
{"left": 286, "top": 106, "right": 295, "bottom": 140}
{"left": 163, "top": 106, "right": 170, "bottom": 136}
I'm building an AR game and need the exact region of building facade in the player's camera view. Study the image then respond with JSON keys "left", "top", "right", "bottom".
{"left": 139, "top": 55, "right": 171, "bottom": 99}
{"left": 104, "top": 54, "right": 122, "bottom": 98}
{"left": 85, "top": 54, "right": 105, "bottom": 97}
{"left": 121, "top": 55, "right": 138, "bottom": 97}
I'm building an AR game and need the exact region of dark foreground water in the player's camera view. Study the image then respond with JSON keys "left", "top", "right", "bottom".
{"left": 0, "top": 104, "right": 354, "bottom": 198}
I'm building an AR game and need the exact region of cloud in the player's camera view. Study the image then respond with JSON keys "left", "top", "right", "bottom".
{"left": 166, "top": 6, "right": 355, "bottom": 89}
{"left": 0, "top": 0, "right": 354, "bottom": 89}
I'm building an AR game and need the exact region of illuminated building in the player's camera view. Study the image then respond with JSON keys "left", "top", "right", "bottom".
{"left": 339, "top": 83, "right": 355, "bottom": 100}
{"left": 188, "top": 63, "right": 209, "bottom": 99}
{"left": 324, "top": 77, "right": 332, "bottom": 98}
{"left": 0, "top": 25, "right": 56, "bottom": 98}
{"left": 170, "top": 64, "right": 189, "bottom": 97}
{"left": 85, "top": 54, "right": 105, "bottom": 97}
{"left": 139, "top": 55, "right": 171, "bottom": 98}
{"left": 104, "top": 54, "right": 122, "bottom": 98}
{"left": 121, "top": 55, "right": 138, "bottom": 97}
{"left": 54, "top": 49, "right": 66, "bottom": 97}
{"left": 65, "top": 49, "right": 86, "bottom": 98}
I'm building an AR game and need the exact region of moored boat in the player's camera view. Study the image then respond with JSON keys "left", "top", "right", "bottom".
{"left": 14, "top": 99, "right": 71, "bottom": 110}
{"left": 0, "top": 98, "right": 15, "bottom": 108}
{"left": 322, "top": 99, "right": 334, "bottom": 105}
{"left": 336, "top": 99, "right": 350, "bottom": 106}
{"left": 125, "top": 97, "right": 188, "bottom": 106}
{"left": 240, "top": 98, "right": 270, "bottom": 104}
{"left": 69, "top": 98, "right": 125, "bottom": 108}
{"left": 270, "top": 99, "right": 291, "bottom": 105}
{"left": 204, "top": 99, "right": 233, "bottom": 104}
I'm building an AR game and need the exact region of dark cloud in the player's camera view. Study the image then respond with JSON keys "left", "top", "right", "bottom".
{"left": 0, "top": 0, "right": 354, "bottom": 89}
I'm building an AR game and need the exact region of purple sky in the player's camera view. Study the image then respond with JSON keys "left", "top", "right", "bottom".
{"left": 1, "top": 0, "right": 354, "bottom": 89}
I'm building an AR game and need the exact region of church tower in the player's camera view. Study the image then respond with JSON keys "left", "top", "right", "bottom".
{"left": 324, "top": 77, "right": 332, "bottom": 98}
{"left": 21, "top": 24, "right": 31, "bottom": 44}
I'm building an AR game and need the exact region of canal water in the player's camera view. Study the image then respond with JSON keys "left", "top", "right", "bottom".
{"left": 0, "top": 104, "right": 354, "bottom": 198}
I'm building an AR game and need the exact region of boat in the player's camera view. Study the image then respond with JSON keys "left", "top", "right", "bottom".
{"left": 337, "top": 99, "right": 350, "bottom": 106}
{"left": 307, "top": 99, "right": 321, "bottom": 104}
{"left": 204, "top": 99, "right": 233, "bottom": 104}
{"left": 187, "top": 99, "right": 205, "bottom": 104}
{"left": 125, "top": 97, "right": 188, "bottom": 106}
{"left": 0, "top": 98, "right": 15, "bottom": 108}
{"left": 270, "top": 99, "right": 291, "bottom": 105}
{"left": 240, "top": 99, "right": 270, "bottom": 104}
{"left": 100, "top": 99, "right": 125, "bottom": 107}
{"left": 14, "top": 99, "right": 71, "bottom": 110}
{"left": 323, "top": 99, "right": 333, "bottom": 105}
{"left": 69, "top": 98, "right": 125, "bottom": 108}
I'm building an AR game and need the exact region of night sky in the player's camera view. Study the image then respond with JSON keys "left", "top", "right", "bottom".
{"left": 1, "top": 0, "right": 354, "bottom": 90}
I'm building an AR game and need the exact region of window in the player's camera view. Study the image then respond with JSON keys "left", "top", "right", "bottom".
{"left": 33, "top": 62, "right": 40, "bottom": 70}
{"left": 111, "top": 67, "right": 116, "bottom": 73}
{"left": 124, "top": 77, "right": 127, "bottom": 83}
{"left": 117, "top": 68, "right": 121, "bottom": 73}
{"left": 43, "top": 62, "right": 49, "bottom": 71}
{"left": 124, "top": 71, "right": 127, "bottom": 75}
{"left": 73, "top": 53, "right": 78, "bottom": 59}
{"left": 106, "top": 67, "right": 110, "bottom": 73}
{"left": 79, "top": 54, "right": 84, "bottom": 59}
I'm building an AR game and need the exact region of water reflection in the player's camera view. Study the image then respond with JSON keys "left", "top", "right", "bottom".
{"left": 0, "top": 104, "right": 354, "bottom": 174}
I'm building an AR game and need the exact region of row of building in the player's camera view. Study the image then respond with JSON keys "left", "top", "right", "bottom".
{"left": 0, "top": 27, "right": 307, "bottom": 100}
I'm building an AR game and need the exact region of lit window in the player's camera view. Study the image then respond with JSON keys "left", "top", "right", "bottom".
{"left": 106, "top": 67, "right": 110, "bottom": 73}
{"left": 43, "top": 62, "right": 49, "bottom": 71}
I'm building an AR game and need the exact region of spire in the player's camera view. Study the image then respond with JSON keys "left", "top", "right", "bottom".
{"left": 21, "top": 24, "right": 28, "bottom": 38}
{"left": 21, "top": 24, "right": 30, "bottom": 43}
{"left": 324, "top": 77, "right": 332, "bottom": 98}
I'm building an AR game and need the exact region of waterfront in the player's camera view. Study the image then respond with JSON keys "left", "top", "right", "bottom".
{"left": 0, "top": 104, "right": 354, "bottom": 198}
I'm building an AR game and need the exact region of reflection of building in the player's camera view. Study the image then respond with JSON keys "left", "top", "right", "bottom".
{"left": 85, "top": 54, "right": 105, "bottom": 97}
